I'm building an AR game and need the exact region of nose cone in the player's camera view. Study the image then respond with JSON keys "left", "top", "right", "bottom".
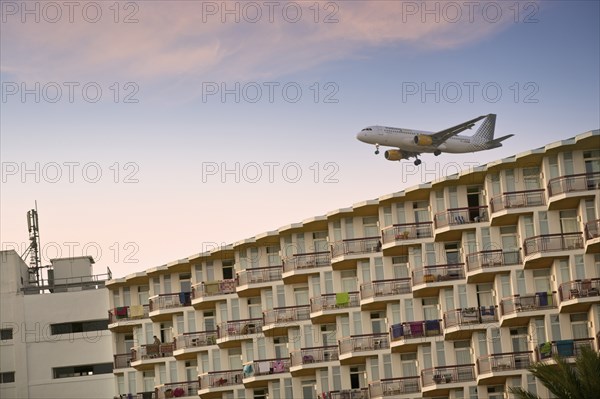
{"left": 356, "top": 130, "right": 367, "bottom": 142}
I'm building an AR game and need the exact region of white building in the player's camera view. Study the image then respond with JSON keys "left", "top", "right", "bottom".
{"left": 0, "top": 250, "right": 115, "bottom": 398}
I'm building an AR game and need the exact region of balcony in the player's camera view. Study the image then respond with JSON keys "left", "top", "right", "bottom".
{"left": 236, "top": 266, "right": 283, "bottom": 297}
{"left": 523, "top": 233, "right": 584, "bottom": 269}
{"left": 389, "top": 320, "right": 442, "bottom": 353}
{"left": 282, "top": 251, "right": 330, "bottom": 283}
{"left": 368, "top": 376, "right": 421, "bottom": 398}
{"left": 262, "top": 305, "right": 310, "bottom": 336}
{"left": 290, "top": 346, "right": 339, "bottom": 376}
{"left": 489, "top": 189, "right": 546, "bottom": 226}
{"left": 535, "top": 338, "right": 595, "bottom": 363}
{"left": 155, "top": 381, "right": 199, "bottom": 398}
{"left": 443, "top": 307, "right": 498, "bottom": 340}
{"left": 412, "top": 264, "right": 465, "bottom": 297}
{"left": 585, "top": 219, "right": 600, "bottom": 253}
{"left": 191, "top": 279, "right": 236, "bottom": 309}
{"left": 421, "top": 364, "right": 475, "bottom": 395}
{"left": 547, "top": 172, "right": 600, "bottom": 210}
{"left": 108, "top": 305, "right": 149, "bottom": 332}
{"left": 217, "top": 318, "right": 263, "bottom": 348}
{"left": 465, "top": 250, "right": 521, "bottom": 283}
{"left": 360, "top": 278, "right": 412, "bottom": 310}
{"left": 330, "top": 237, "right": 381, "bottom": 270}
{"left": 130, "top": 342, "right": 174, "bottom": 370}
{"left": 477, "top": 351, "right": 533, "bottom": 383}
{"left": 558, "top": 278, "right": 600, "bottom": 313}
{"left": 198, "top": 369, "right": 243, "bottom": 397}
{"left": 173, "top": 331, "right": 218, "bottom": 359}
{"left": 113, "top": 353, "right": 133, "bottom": 369}
{"left": 114, "top": 393, "right": 154, "bottom": 399}
{"left": 309, "top": 292, "right": 360, "bottom": 323}
{"left": 500, "top": 292, "right": 557, "bottom": 326}
{"left": 381, "top": 222, "right": 433, "bottom": 253}
{"left": 433, "top": 206, "right": 488, "bottom": 241}
{"left": 242, "top": 358, "right": 291, "bottom": 387}
{"left": 320, "top": 389, "right": 369, "bottom": 399}
{"left": 149, "top": 293, "right": 191, "bottom": 321}
{"left": 338, "top": 333, "right": 390, "bottom": 364}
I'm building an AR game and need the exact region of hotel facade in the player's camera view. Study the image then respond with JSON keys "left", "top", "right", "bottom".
{"left": 107, "top": 130, "right": 600, "bottom": 399}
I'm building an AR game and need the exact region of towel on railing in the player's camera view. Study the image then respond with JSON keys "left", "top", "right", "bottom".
{"left": 537, "top": 292, "right": 548, "bottom": 306}
{"left": 129, "top": 305, "right": 144, "bottom": 318}
{"left": 115, "top": 306, "right": 128, "bottom": 318}
{"left": 179, "top": 292, "right": 191, "bottom": 305}
{"left": 480, "top": 306, "right": 494, "bottom": 316}
{"left": 243, "top": 363, "right": 254, "bottom": 377}
{"left": 204, "top": 281, "right": 220, "bottom": 295}
{"left": 425, "top": 319, "right": 440, "bottom": 332}
{"left": 221, "top": 280, "right": 235, "bottom": 292}
{"left": 258, "top": 361, "right": 270, "bottom": 374}
{"left": 273, "top": 360, "right": 285, "bottom": 373}
{"left": 556, "top": 340, "right": 574, "bottom": 357}
{"left": 409, "top": 321, "right": 423, "bottom": 336}
{"left": 336, "top": 292, "right": 350, "bottom": 306}
{"left": 391, "top": 323, "right": 403, "bottom": 338}
{"left": 539, "top": 342, "right": 552, "bottom": 359}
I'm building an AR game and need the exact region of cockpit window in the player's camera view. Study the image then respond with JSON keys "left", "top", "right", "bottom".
{"left": 361, "top": 128, "right": 372, "bottom": 131}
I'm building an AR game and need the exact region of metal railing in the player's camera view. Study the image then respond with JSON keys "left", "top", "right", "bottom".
{"left": 243, "top": 358, "right": 291, "bottom": 377}
{"left": 585, "top": 219, "right": 600, "bottom": 240}
{"left": 310, "top": 292, "right": 360, "bottom": 313}
{"left": 155, "top": 380, "right": 199, "bottom": 399}
{"left": 339, "top": 333, "right": 390, "bottom": 354}
{"left": 412, "top": 263, "right": 465, "bottom": 285}
{"left": 547, "top": 172, "right": 600, "bottom": 196}
{"left": 320, "top": 389, "right": 369, "bottom": 399}
{"left": 174, "top": 330, "right": 218, "bottom": 350}
{"left": 191, "top": 279, "right": 236, "bottom": 299}
{"left": 466, "top": 250, "right": 521, "bottom": 272}
{"left": 368, "top": 376, "right": 421, "bottom": 397}
{"left": 434, "top": 206, "right": 488, "bottom": 228}
{"left": 130, "top": 342, "right": 174, "bottom": 361}
{"left": 23, "top": 269, "right": 112, "bottom": 295}
{"left": 199, "top": 369, "right": 243, "bottom": 389}
{"left": 237, "top": 266, "right": 282, "bottom": 286}
{"left": 149, "top": 292, "right": 191, "bottom": 311}
{"left": 477, "top": 351, "right": 533, "bottom": 374}
{"left": 290, "top": 346, "right": 339, "bottom": 366}
{"left": 421, "top": 364, "right": 475, "bottom": 386}
{"left": 443, "top": 306, "right": 498, "bottom": 328}
{"left": 389, "top": 320, "right": 443, "bottom": 341}
{"left": 489, "top": 189, "right": 545, "bottom": 213}
{"left": 500, "top": 292, "right": 557, "bottom": 315}
{"left": 360, "top": 278, "right": 412, "bottom": 299}
{"left": 263, "top": 305, "right": 310, "bottom": 325}
{"left": 535, "top": 338, "right": 594, "bottom": 361}
{"left": 559, "top": 278, "right": 600, "bottom": 301}
{"left": 114, "top": 353, "right": 133, "bottom": 369}
{"left": 381, "top": 222, "right": 433, "bottom": 244}
{"left": 109, "top": 304, "right": 150, "bottom": 323}
{"left": 217, "top": 318, "right": 263, "bottom": 338}
{"left": 330, "top": 237, "right": 381, "bottom": 258}
{"left": 283, "top": 251, "right": 331, "bottom": 272}
{"left": 523, "top": 232, "right": 583, "bottom": 256}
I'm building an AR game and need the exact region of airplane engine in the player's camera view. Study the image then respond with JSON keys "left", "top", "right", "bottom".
{"left": 414, "top": 135, "right": 433, "bottom": 146}
{"left": 384, "top": 150, "right": 407, "bottom": 161}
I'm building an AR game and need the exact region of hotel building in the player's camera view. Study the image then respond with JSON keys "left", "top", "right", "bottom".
{"left": 106, "top": 130, "right": 600, "bottom": 399}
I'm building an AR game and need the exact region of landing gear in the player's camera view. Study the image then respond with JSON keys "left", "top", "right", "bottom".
{"left": 374, "top": 143, "right": 380, "bottom": 155}
{"left": 434, "top": 150, "right": 441, "bottom": 156}
{"left": 414, "top": 158, "right": 422, "bottom": 166}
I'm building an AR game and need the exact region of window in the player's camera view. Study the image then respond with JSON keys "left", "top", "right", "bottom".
{"left": 50, "top": 320, "right": 108, "bottom": 335}
{"left": 1, "top": 328, "right": 13, "bottom": 340}
{"left": 274, "top": 336, "right": 289, "bottom": 358}
{"left": 313, "top": 231, "right": 328, "bottom": 252}
{"left": 454, "top": 341, "right": 471, "bottom": 364}
{"left": 0, "top": 372, "right": 15, "bottom": 384}
{"left": 267, "top": 245, "right": 281, "bottom": 266}
{"left": 138, "top": 285, "right": 149, "bottom": 305}
{"left": 570, "top": 313, "right": 589, "bottom": 339}
{"left": 53, "top": 363, "right": 112, "bottom": 379}
{"left": 523, "top": 167, "right": 541, "bottom": 189}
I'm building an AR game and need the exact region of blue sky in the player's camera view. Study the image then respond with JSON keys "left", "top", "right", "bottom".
{"left": 1, "top": 1, "right": 599, "bottom": 277}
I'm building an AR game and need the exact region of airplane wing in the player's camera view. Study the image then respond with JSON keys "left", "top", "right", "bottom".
{"left": 428, "top": 114, "right": 489, "bottom": 146}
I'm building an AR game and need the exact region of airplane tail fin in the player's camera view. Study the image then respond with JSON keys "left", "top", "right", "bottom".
{"left": 487, "top": 134, "right": 514, "bottom": 149}
{"left": 472, "top": 114, "right": 496, "bottom": 144}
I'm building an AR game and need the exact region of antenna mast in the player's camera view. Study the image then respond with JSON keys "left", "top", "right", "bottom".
{"left": 21, "top": 202, "right": 42, "bottom": 284}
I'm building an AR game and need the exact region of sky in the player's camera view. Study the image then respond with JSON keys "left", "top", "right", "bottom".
{"left": 1, "top": 1, "right": 599, "bottom": 278}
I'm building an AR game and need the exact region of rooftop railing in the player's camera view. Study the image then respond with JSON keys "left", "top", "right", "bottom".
{"left": 523, "top": 232, "right": 583, "bottom": 256}
{"left": 263, "top": 305, "right": 310, "bottom": 325}
{"left": 477, "top": 351, "right": 533, "bottom": 374}
{"left": 290, "top": 346, "right": 339, "bottom": 367}
{"left": 489, "top": 189, "right": 545, "bottom": 213}
{"left": 368, "top": 376, "right": 421, "bottom": 397}
{"left": 22, "top": 269, "right": 112, "bottom": 295}
{"left": 283, "top": 251, "right": 331, "bottom": 272}
{"left": 236, "top": 266, "right": 282, "bottom": 286}
{"left": 466, "top": 250, "right": 521, "bottom": 272}
{"left": 191, "top": 279, "right": 236, "bottom": 299}
{"left": 381, "top": 222, "right": 433, "bottom": 244}
{"left": 149, "top": 292, "right": 191, "bottom": 311}
{"left": 174, "top": 330, "right": 218, "bottom": 350}
{"left": 412, "top": 263, "right": 465, "bottom": 285}
{"left": 547, "top": 172, "right": 600, "bottom": 196}
{"left": 500, "top": 292, "right": 557, "bottom": 315}
{"left": 330, "top": 237, "right": 381, "bottom": 258}
{"left": 360, "top": 278, "right": 412, "bottom": 299}
{"left": 434, "top": 206, "right": 488, "bottom": 229}
{"left": 109, "top": 304, "right": 150, "bottom": 323}
{"left": 339, "top": 333, "right": 390, "bottom": 354}
{"left": 421, "top": 364, "right": 475, "bottom": 387}
{"left": 310, "top": 292, "right": 360, "bottom": 313}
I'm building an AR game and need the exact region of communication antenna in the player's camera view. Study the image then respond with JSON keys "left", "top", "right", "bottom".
{"left": 21, "top": 201, "right": 42, "bottom": 284}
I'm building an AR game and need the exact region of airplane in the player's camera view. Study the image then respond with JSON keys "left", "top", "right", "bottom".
{"left": 356, "top": 114, "right": 513, "bottom": 165}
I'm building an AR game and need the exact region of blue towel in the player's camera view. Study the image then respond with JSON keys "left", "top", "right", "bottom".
{"left": 425, "top": 319, "right": 440, "bottom": 331}
{"left": 391, "top": 323, "right": 403, "bottom": 338}
{"left": 556, "top": 340, "right": 574, "bottom": 357}
{"left": 537, "top": 292, "right": 548, "bottom": 307}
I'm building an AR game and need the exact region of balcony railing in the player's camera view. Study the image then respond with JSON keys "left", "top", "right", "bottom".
{"left": 477, "top": 351, "right": 533, "bottom": 374}
{"left": 444, "top": 307, "right": 498, "bottom": 328}
{"left": 489, "top": 189, "right": 546, "bottom": 213}
{"left": 339, "top": 333, "right": 390, "bottom": 354}
{"left": 218, "top": 318, "right": 263, "bottom": 338}
{"left": 174, "top": 330, "right": 218, "bottom": 350}
{"left": 191, "top": 279, "right": 236, "bottom": 299}
{"left": 310, "top": 292, "right": 360, "bottom": 313}
{"left": 548, "top": 172, "right": 600, "bottom": 197}
{"left": 368, "top": 376, "right": 421, "bottom": 397}
{"left": 155, "top": 380, "right": 199, "bottom": 399}
{"left": 585, "top": 219, "right": 600, "bottom": 240}
{"left": 381, "top": 222, "right": 433, "bottom": 244}
{"left": 421, "top": 364, "right": 475, "bottom": 386}
{"left": 131, "top": 342, "right": 174, "bottom": 361}
{"left": 290, "top": 346, "right": 339, "bottom": 366}
{"left": 360, "top": 278, "right": 411, "bottom": 299}
{"left": 283, "top": 251, "right": 331, "bottom": 272}
{"left": 114, "top": 392, "right": 154, "bottom": 399}
{"left": 243, "top": 358, "right": 291, "bottom": 377}
{"left": 523, "top": 233, "right": 584, "bottom": 256}
{"left": 412, "top": 264, "right": 465, "bottom": 285}
{"left": 237, "top": 266, "right": 282, "bottom": 286}
{"left": 114, "top": 353, "right": 133, "bottom": 369}
{"left": 199, "top": 369, "right": 243, "bottom": 389}
{"left": 263, "top": 305, "right": 310, "bottom": 325}
{"left": 559, "top": 278, "right": 600, "bottom": 301}
{"left": 390, "top": 320, "right": 442, "bottom": 341}
{"left": 466, "top": 250, "right": 521, "bottom": 272}
{"left": 434, "top": 206, "right": 488, "bottom": 228}
{"left": 149, "top": 292, "right": 191, "bottom": 311}
{"left": 320, "top": 389, "right": 369, "bottom": 399}
{"left": 535, "top": 338, "right": 595, "bottom": 361}
{"left": 108, "top": 304, "right": 150, "bottom": 323}
{"left": 331, "top": 237, "right": 382, "bottom": 258}
{"left": 500, "top": 292, "right": 557, "bottom": 315}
